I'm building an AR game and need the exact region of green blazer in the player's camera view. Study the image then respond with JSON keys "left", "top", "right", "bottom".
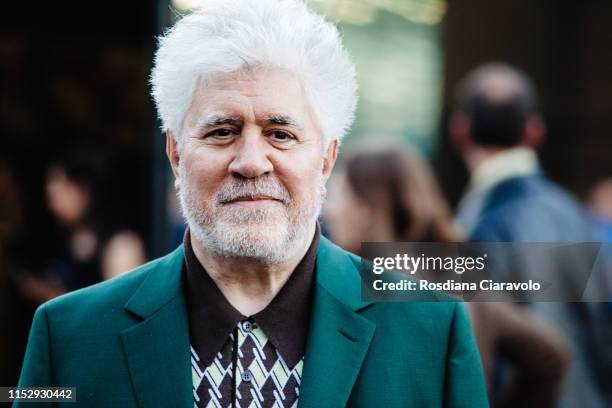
{"left": 17, "top": 237, "right": 488, "bottom": 407}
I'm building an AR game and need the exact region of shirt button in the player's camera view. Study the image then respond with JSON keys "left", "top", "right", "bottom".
{"left": 243, "top": 321, "right": 252, "bottom": 332}
{"left": 241, "top": 370, "right": 252, "bottom": 382}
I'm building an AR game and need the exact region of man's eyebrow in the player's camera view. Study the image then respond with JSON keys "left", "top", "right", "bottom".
{"left": 190, "top": 115, "right": 242, "bottom": 136}
{"left": 204, "top": 115, "right": 242, "bottom": 127}
{"left": 265, "top": 114, "right": 303, "bottom": 130}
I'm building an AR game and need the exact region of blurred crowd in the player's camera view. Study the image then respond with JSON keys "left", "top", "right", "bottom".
{"left": 324, "top": 64, "right": 611, "bottom": 407}
{"left": 1, "top": 62, "right": 611, "bottom": 406}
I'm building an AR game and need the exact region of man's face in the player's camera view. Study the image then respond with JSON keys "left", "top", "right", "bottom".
{"left": 168, "top": 67, "right": 337, "bottom": 262}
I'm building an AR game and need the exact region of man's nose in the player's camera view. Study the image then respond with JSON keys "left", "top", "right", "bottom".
{"left": 228, "top": 129, "right": 273, "bottom": 178}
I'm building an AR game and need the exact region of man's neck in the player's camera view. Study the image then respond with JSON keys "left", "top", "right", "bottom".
{"left": 190, "top": 224, "right": 316, "bottom": 316}
{"left": 467, "top": 146, "right": 539, "bottom": 192}
{"left": 465, "top": 146, "right": 506, "bottom": 174}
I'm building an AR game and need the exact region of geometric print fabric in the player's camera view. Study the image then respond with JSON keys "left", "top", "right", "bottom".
{"left": 192, "top": 320, "right": 303, "bottom": 408}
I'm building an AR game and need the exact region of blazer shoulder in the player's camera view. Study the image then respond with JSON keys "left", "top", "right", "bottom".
{"left": 342, "top": 249, "right": 460, "bottom": 324}
{"left": 42, "top": 249, "right": 180, "bottom": 317}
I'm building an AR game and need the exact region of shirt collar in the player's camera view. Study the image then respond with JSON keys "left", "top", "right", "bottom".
{"left": 469, "top": 146, "right": 539, "bottom": 197}
{"left": 184, "top": 224, "right": 320, "bottom": 369}
{"left": 455, "top": 147, "right": 540, "bottom": 234}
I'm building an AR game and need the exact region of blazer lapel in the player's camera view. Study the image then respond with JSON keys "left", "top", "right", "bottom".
{"left": 298, "top": 237, "right": 376, "bottom": 408}
{"left": 120, "top": 246, "right": 192, "bottom": 408}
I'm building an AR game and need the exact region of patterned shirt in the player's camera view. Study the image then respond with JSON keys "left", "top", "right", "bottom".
{"left": 183, "top": 226, "right": 319, "bottom": 408}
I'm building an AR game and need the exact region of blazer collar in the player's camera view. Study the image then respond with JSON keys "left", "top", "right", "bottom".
{"left": 124, "top": 245, "right": 185, "bottom": 319}
{"left": 123, "top": 235, "right": 374, "bottom": 318}
{"left": 314, "top": 235, "right": 374, "bottom": 311}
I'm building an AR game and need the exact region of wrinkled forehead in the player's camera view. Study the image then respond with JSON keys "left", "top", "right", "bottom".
{"left": 183, "top": 66, "right": 321, "bottom": 134}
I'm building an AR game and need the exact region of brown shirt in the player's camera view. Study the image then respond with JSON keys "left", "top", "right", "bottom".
{"left": 184, "top": 225, "right": 320, "bottom": 407}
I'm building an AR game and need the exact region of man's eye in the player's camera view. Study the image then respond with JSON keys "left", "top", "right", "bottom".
{"left": 269, "top": 131, "right": 294, "bottom": 142}
{"left": 206, "top": 128, "right": 236, "bottom": 139}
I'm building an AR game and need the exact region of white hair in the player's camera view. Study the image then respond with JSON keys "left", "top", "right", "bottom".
{"left": 150, "top": 0, "right": 358, "bottom": 148}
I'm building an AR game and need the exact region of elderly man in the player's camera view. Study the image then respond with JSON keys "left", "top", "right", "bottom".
{"left": 17, "top": 1, "right": 487, "bottom": 407}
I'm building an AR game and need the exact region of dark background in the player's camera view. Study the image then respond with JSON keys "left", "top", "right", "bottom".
{"left": 0, "top": 0, "right": 159, "bottom": 263}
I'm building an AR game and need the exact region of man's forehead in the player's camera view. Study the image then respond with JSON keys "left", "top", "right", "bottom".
{"left": 186, "top": 74, "right": 315, "bottom": 126}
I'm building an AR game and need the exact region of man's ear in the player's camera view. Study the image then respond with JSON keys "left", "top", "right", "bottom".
{"left": 522, "top": 115, "right": 546, "bottom": 150}
{"left": 449, "top": 113, "right": 473, "bottom": 154}
{"left": 166, "top": 129, "right": 181, "bottom": 181}
{"left": 322, "top": 139, "right": 339, "bottom": 181}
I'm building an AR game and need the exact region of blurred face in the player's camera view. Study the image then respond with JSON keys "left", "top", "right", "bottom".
{"left": 168, "top": 67, "right": 337, "bottom": 263}
{"left": 46, "top": 166, "right": 90, "bottom": 227}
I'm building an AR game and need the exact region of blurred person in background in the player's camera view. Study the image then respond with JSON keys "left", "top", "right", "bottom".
{"left": 324, "top": 145, "right": 571, "bottom": 407}
{"left": 100, "top": 230, "right": 147, "bottom": 281}
{"left": 18, "top": 148, "right": 147, "bottom": 303}
{"left": 449, "top": 63, "right": 612, "bottom": 407}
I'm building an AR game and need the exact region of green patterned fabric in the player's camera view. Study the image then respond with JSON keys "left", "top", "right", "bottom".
{"left": 192, "top": 321, "right": 303, "bottom": 407}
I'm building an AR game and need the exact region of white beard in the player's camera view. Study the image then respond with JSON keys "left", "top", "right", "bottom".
{"left": 178, "top": 166, "right": 325, "bottom": 264}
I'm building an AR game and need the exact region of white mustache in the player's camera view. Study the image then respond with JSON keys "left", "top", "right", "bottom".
{"left": 216, "top": 177, "right": 291, "bottom": 205}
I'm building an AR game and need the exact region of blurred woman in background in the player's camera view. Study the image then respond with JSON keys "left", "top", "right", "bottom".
{"left": 324, "top": 144, "right": 571, "bottom": 408}
{"left": 18, "top": 147, "right": 147, "bottom": 303}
